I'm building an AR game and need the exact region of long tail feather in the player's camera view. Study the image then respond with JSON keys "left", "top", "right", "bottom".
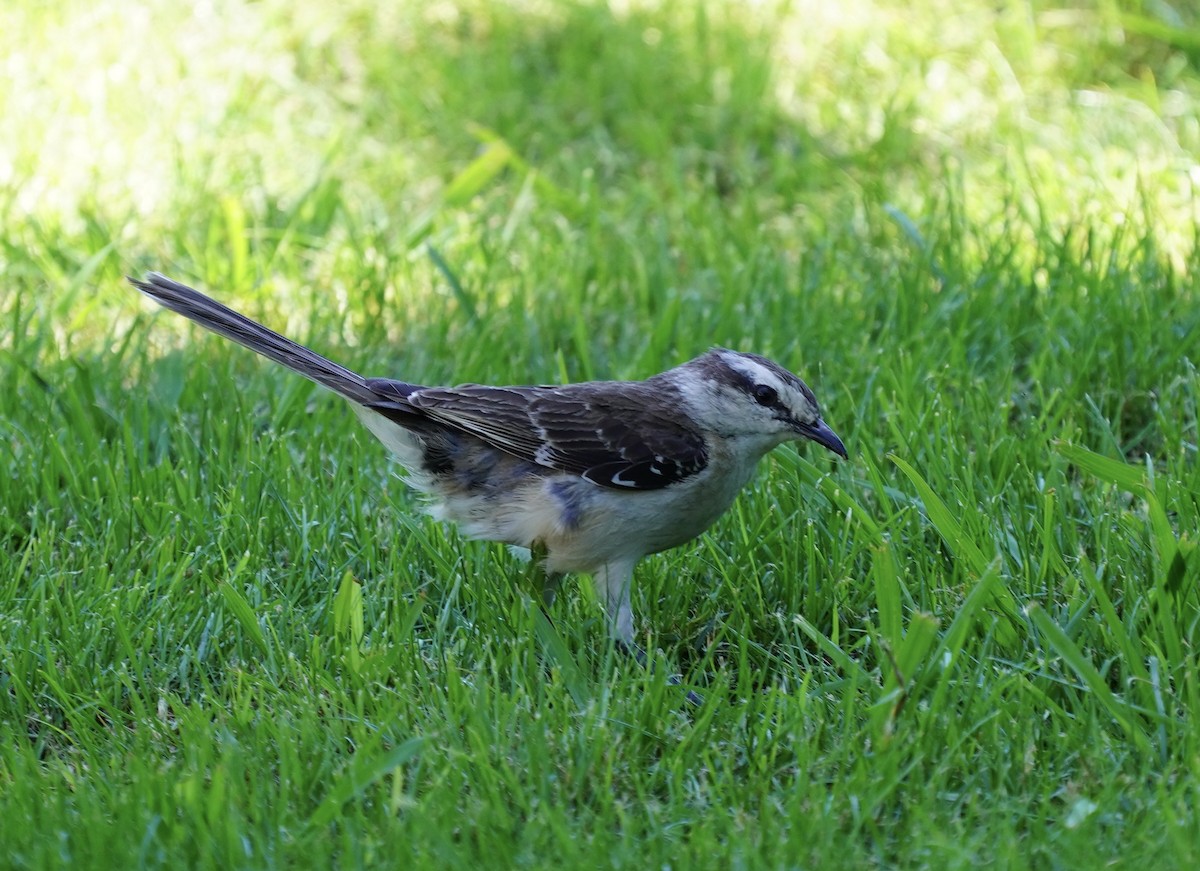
{"left": 128, "top": 272, "right": 376, "bottom": 404}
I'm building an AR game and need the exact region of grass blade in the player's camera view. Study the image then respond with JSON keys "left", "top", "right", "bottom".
{"left": 889, "top": 454, "right": 988, "bottom": 575}
{"left": 216, "top": 553, "right": 270, "bottom": 661}
{"left": 1025, "top": 603, "right": 1153, "bottom": 754}
{"left": 1054, "top": 441, "right": 1147, "bottom": 492}
{"left": 530, "top": 605, "right": 591, "bottom": 708}
{"left": 890, "top": 454, "right": 1022, "bottom": 642}
{"left": 873, "top": 543, "right": 903, "bottom": 649}
{"left": 306, "top": 736, "right": 428, "bottom": 829}
{"left": 443, "top": 139, "right": 513, "bottom": 206}
{"left": 790, "top": 613, "right": 870, "bottom": 681}
{"left": 426, "top": 242, "right": 478, "bottom": 322}
{"left": 332, "top": 569, "right": 365, "bottom": 675}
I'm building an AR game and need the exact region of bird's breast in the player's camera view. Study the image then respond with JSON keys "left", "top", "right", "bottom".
{"left": 534, "top": 454, "right": 760, "bottom": 574}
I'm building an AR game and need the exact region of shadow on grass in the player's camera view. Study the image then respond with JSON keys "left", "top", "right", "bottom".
{"left": 340, "top": 1, "right": 921, "bottom": 206}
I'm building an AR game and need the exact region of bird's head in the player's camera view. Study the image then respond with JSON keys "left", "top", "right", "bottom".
{"left": 673, "top": 348, "right": 847, "bottom": 459}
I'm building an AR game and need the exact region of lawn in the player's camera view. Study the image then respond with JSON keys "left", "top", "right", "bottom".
{"left": 2, "top": 0, "right": 1199, "bottom": 867}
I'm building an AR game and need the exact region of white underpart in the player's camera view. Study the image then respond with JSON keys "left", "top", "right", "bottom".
{"left": 351, "top": 399, "right": 775, "bottom": 645}
{"left": 351, "top": 405, "right": 437, "bottom": 494}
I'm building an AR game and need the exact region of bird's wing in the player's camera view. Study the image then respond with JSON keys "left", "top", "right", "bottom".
{"left": 405, "top": 382, "right": 709, "bottom": 490}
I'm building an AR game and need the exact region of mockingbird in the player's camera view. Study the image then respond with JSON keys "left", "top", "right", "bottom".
{"left": 129, "top": 273, "right": 847, "bottom": 699}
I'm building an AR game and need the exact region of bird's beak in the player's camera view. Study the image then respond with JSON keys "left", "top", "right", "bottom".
{"left": 796, "top": 419, "right": 847, "bottom": 459}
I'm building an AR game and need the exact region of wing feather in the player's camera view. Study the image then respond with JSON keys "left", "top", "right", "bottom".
{"left": 407, "top": 381, "right": 707, "bottom": 490}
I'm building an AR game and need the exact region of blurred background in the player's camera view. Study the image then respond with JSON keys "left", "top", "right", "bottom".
{"left": 4, "top": 0, "right": 1196, "bottom": 311}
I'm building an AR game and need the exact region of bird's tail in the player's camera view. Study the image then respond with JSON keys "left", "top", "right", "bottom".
{"left": 128, "top": 272, "right": 377, "bottom": 405}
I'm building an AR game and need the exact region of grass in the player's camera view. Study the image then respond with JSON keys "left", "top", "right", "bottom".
{"left": 2, "top": 0, "right": 1199, "bottom": 867}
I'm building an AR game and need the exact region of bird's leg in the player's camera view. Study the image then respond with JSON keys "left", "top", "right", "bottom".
{"left": 541, "top": 571, "right": 564, "bottom": 611}
{"left": 615, "top": 639, "right": 648, "bottom": 666}
{"left": 526, "top": 540, "right": 562, "bottom": 621}
{"left": 670, "top": 672, "right": 705, "bottom": 708}
{"left": 594, "top": 561, "right": 636, "bottom": 645}
{"left": 596, "top": 562, "right": 703, "bottom": 708}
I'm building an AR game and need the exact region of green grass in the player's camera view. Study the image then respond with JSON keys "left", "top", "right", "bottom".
{"left": 3, "top": 0, "right": 1199, "bottom": 867}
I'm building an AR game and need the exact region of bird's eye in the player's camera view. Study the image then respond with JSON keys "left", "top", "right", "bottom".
{"left": 752, "top": 384, "right": 778, "bottom": 407}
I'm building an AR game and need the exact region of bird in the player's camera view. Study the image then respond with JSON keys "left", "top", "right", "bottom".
{"left": 129, "top": 272, "right": 847, "bottom": 700}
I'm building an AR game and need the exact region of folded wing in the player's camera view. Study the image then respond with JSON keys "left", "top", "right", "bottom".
{"left": 392, "top": 381, "right": 708, "bottom": 490}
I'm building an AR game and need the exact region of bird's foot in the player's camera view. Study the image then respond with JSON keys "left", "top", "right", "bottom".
{"left": 615, "top": 640, "right": 704, "bottom": 708}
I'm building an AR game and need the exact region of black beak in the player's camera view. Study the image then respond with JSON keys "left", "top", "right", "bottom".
{"left": 796, "top": 419, "right": 847, "bottom": 459}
